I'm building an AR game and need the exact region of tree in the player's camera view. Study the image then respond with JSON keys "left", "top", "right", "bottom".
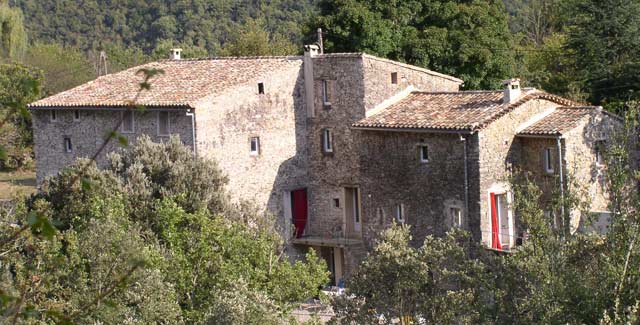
{"left": 0, "top": 62, "right": 41, "bottom": 169}
{"left": 220, "top": 18, "right": 298, "bottom": 57}
{"left": 565, "top": 0, "right": 640, "bottom": 110}
{"left": 0, "top": 1, "right": 26, "bottom": 60}
{"left": 2, "top": 136, "right": 329, "bottom": 323}
{"left": 312, "top": 0, "right": 516, "bottom": 89}
{"left": 24, "top": 43, "right": 95, "bottom": 95}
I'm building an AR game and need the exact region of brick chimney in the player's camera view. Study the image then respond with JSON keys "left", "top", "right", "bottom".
{"left": 170, "top": 48, "right": 182, "bottom": 60}
{"left": 502, "top": 78, "right": 521, "bottom": 104}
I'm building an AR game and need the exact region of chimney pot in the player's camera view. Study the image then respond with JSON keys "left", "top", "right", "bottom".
{"left": 171, "top": 48, "right": 183, "bottom": 60}
{"left": 502, "top": 78, "right": 521, "bottom": 104}
{"left": 304, "top": 44, "right": 320, "bottom": 58}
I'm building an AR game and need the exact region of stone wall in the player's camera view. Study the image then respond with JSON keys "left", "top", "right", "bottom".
{"left": 194, "top": 58, "right": 306, "bottom": 232}
{"left": 476, "top": 98, "right": 558, "bottom": 246}
{"left": 358, "top": 131, "right": 468, "bottom": 248}
{"left": 32, "top": 108, "right": 194, "bottom": 183}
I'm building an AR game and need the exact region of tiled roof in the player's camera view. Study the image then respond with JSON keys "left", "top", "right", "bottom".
{"left": 29, "top": 56, "right": 303, "bottom": 108}
{"left": 353, "top": 89, "right": 578, "bottom": 132}
{"left": 518, "top": 107, "right": 598, "bottom": 136}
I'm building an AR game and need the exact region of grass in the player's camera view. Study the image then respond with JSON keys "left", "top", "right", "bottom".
{"left": 0, "top": 170, "right": 37, "bottom": 200}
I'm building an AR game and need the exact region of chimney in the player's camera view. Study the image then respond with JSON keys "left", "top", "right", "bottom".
{"left": 170, "top": 48, "right": 182, "bottom": 60}
{"left": 303, "top": 44, "right": 320, "bottom": 118}
{"left": 502, "top": 78, "right": 521, "bottom": 104}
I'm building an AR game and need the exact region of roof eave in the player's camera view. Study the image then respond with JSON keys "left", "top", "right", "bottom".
{"left": 351, "top": 125, "right": 475, "bottom": 134}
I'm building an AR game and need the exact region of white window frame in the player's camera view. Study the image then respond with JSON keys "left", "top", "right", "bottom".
{"left": 419, "top": 145, "right": 429, "bottom": 163}
{"left": 157, "top": 111, "right": 170, "bottom": 136}
{"left": 395, "top": 204, "right": 405, "bottom": 223}
{"left": 450, "top": 206, "right": 463, "bottom": 228}
{"left": 250, "top": 136, "right": 260, "bottom": 156}
{"left": 322, "top": 129, "right": 333, "bottom": 153}
{"left": 322, "top": 79, "right": 331, "bottom": 107}
{"left": 64, "top": 137, "right": 72, "bottom": 153}
{"left": 50, "top": 110, "right": 57, "bottom": 122}
{"left": 121, "top": 111, "right": 135, "bottom": 133}
{"left": 73, "top": 110, "right": 80, "bottom": 122}
{"left": 544, "top": 147, "right": 554, "bottom": 174}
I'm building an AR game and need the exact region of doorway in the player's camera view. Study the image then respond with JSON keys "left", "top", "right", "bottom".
{"left": 344, "top": 187, "right": 361, "bottom": 238}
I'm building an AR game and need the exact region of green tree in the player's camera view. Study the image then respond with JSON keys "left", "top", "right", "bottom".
{"left": 312, "top": 0, "right": 515, "bottom": 89}
{"left": 24, "top": 43, "right": 95, "bottom": 95}
{"left": 0, "top": 62, "right": 41, "bottom": 169}
{"left": 220, "top": 18, "right": 298, "bottom": 57}
{"left": 0, "top": 1, "right": 26, "bottom": 60}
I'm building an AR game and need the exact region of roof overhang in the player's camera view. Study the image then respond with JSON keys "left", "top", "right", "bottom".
{"left": 28, "top": 104, "right": 194, "bottom": 111}
{"left": 516, "top": 133, "right": 563, "bottom": 139}
{"left": 351, "top": 125, "right": 475, "bottom": 135}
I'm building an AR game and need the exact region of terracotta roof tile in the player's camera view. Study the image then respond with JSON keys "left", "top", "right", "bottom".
{"left": 518, "top": 107, "right": 597, "bottom": 136}
{"left": 29, "top": 56, "right": 303, "bottom": 108}
{"left": 353, "top": 90, "right": 578, "bottom": 132}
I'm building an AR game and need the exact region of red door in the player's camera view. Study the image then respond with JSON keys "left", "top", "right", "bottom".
{"left": 490, "top": 193, "right": 502, "bottom": 250}
{"left": 292, "top": 189, "right": 308, "bottom": 238}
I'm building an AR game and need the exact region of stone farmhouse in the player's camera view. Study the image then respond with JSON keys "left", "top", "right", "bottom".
{"left": 29, "top": 46, "right": 620, "bottom": 285}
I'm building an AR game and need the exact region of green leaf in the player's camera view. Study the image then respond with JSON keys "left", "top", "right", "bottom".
{"left": 117, "top": 135, "right": 129, "bottom": 147}
{"left": 0, "top": 145, "right": 7, "bottom": 162}
{"left": 81, "top": 177, "right": 92, "bottom": 190}
{"left": 27, "top": 211, "right": 39, "bottom": 226}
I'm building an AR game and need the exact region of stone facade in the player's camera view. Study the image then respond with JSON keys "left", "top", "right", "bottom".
{"left": 32, "top": 108, "right": 194, "bottom": 183}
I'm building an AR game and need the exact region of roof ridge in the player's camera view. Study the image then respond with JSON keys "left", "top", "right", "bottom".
{"left": 411, "top": 90, "right": 502, "bottom": 95}
{"left": 157, "top": 55, "right": 303, "bottom": 62}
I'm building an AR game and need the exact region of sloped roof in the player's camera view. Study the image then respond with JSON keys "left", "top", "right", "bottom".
{"left": 352, "top": 89, "right": 578, "bottom": 132}
{"left": 517, "top": 107, "right": 598, "bottom": 136}
{"left": 29, "top": 56, "right": 303, "bottom": 108}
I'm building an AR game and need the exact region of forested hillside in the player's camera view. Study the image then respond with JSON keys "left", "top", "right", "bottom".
{"left": 9, "top": 0, "right": 318, "bottom": 54}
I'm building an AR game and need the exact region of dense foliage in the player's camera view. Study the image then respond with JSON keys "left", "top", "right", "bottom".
{"left": 0, "top": 136, "right": 329, "bottom": 323}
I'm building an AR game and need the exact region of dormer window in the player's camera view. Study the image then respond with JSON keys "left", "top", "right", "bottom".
{"left": 391, "top": 72, "right": 398, "bottom": 84}
{"left": 258, "top": 82, "right": 265, "bottom": 94}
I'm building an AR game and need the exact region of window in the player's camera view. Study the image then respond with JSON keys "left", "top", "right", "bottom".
{"left": 333, "top": 198, "right": 340, "bottom": 208}
{"left": 322, "top": 80, "right": 331, "bottom": 108}
{"left": 158, "top": 111, "right": 170, "bottom": 136}
{"left": 450, "top": 207, "right": 463, "bottom": 228}
{"left": 353, "top": 189, "right": 360, "bottom": 224}
{"left": 544, "top": 147, "right": 554, "bottom": 173}
{"left": 121, "top": 111, "right": 135, "bottom": 133}
{"left": 50, "top": 110, "right": 57, "bottom": 122}
{"left": 64, "top": 137, "right": 72, "bottom": 153}
{"left": 258, "top": 82, "right": 265, "bottom": 94}
{"left": 250, "top": 137, "right": 260, "bottom": 155}
{"left": 322, "top": 129, "right": 333, "bottom": 153}
{"left": 595, "top": 140, "right": 605, "bottom": 165}
{"left": 419, "top": 145, "right": 429, "bottom": 163}
{"left": 73, "top": 110, "right": 80, "bottom": 121}
{"left": 391, "top": 72, "right": 398, "bottom": 84}
{"left": 395, "top": 204, "right": 405, "bottom": 223}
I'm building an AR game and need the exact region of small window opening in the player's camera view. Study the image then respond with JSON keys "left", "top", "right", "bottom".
{"left": 322, "top": 129, "right": 333, "bottom": 153}
{"left": 333, "top": 198, "right": 340, "bottom": 208}
{"left": 121, "top": 111, "right": 135, "bottom": 133}
{"left": 544, "top": 147, "right": 554, "bottom": 173}
{"left": 391, "top": 72, "right": 398, "bottom": 84}
{"left": 158, "top": 111, "right": 170, "bottom": 136}
{"left": 250, "top": 136, "right": 260, "bottom": 155}
{"left": 395, "top": 204, "right": 405, "bottom": 223}
{"left": 322, "top": 80, "right": 331, "bottom": 107}
{"left": 450, "top": 207, "right": 463, "bottom": 228}
{"left": 50, "top": 110, "right": 57, "bottom": 122}
{"left": 595, "top": 140, "right": 605, "bottom": 165}
{"left": 64, "top": 137, "right": 72, "bottom": 153}
{"left": 73, "top": 110, "right": 80, "bottom": 121}
{"left": 258, "top": 82, "right": 265, "bottom": 94}
{"left": 419, "top": 145, "right": 429, "bottom": 163}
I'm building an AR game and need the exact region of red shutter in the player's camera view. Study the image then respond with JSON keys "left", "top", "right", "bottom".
{"left": 292, "top": 189, "right": 308, "bottom": 238}
{"left": 490, "top": 193, "right": 502, "bottom": 250}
